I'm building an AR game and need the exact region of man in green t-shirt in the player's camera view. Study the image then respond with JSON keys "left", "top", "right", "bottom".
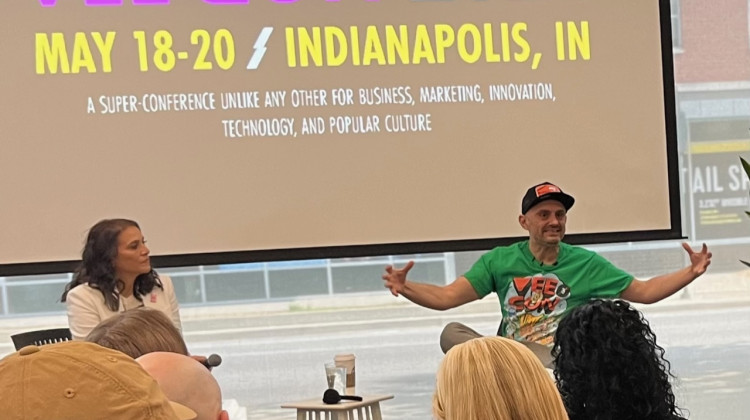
{"left": 382, "top": 182, "right": 712, "bottom": 366}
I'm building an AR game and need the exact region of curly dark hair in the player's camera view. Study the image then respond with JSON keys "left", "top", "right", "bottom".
{"left": 61, "top": 219, "right": 163, "bottom": 311}
{"left": 552, "top": 299, "right": 685, "bottom": 420}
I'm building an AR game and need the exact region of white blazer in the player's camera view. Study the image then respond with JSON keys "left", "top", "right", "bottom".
{"left": 65, "top": 274, "right": 182, "bottom": 341}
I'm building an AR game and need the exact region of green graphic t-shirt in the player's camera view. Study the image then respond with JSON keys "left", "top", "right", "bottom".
{"left": 464, "top": 240, "right": 633, "bottom": 347}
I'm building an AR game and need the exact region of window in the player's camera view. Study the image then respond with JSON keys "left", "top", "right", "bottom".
{"left": 671, "top": 0, "right": 682, "bottom": 49}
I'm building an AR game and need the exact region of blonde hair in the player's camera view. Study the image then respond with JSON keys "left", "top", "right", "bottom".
{"left": 433, "top": 336, "right": 568, "bottom": 420}
{"left": 85, "top": 308, "right": 188, "bottom": 359}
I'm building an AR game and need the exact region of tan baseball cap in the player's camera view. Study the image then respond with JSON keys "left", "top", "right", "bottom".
{"left": 0, "top": 341, "right": 196, "bottom": 420}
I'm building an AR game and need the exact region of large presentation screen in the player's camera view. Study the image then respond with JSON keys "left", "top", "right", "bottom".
{"left": 0, "top": 0, "right": 680, "bottom": 274}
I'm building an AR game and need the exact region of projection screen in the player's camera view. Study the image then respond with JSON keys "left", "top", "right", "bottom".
{"left": 0, "top": 0, "right": 681, "bottom": 275}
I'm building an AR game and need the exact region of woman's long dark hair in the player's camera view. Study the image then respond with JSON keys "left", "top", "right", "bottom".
{"left": 552, "top": 299, "right": 685, "bottom": 420}
{"left": 61, "top": 219, "right": 163, "bottom": 311}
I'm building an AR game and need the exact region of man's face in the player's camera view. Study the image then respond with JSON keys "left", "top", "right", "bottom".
{"left": 519, "top": 200, "right": 567, "bottom": 246}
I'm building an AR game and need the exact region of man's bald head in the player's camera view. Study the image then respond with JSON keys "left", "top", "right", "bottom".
{"left": 137, "top": 352, "right": 227, "bottom": 420}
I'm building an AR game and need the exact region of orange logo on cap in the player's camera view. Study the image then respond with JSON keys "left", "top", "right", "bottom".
{"left": 535, "top": 184, "right": 560, "bottom": 197}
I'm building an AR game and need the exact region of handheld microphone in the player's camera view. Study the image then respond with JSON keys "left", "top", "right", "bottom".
{"left": 323, "top": 389, "right": 363, "bottom": 404}
{"left": 200, "top": 354, "right": 222, "bottom": 370}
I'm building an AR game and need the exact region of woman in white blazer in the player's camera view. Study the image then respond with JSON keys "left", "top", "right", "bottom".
{"left": 61, "top": 218, "right": 182, "bottom": 341}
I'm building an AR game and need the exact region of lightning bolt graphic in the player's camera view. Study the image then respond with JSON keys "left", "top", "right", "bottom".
{"left": 247, "top": 27, "right": 274, "bottom": 70}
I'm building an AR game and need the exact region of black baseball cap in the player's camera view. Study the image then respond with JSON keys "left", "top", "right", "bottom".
{"left": 521, "top": 182, "right": 575, "bottom": 214}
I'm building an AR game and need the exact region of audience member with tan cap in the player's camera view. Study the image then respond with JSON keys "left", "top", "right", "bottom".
{"left": 138, "top": 351, "right": 229, "bottom": 420}
{"left": 0, "top": 341, "right": 196, "bottom": 420}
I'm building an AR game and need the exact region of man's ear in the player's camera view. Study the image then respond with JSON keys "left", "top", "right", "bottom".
{"left": 218, "top": 410, "right": 230, "bottom": 420}
{"left": 518, "top": 214, "right": 529, "bottom": 231}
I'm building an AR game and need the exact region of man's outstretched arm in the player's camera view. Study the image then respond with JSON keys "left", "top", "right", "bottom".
{"left": 621, "top": 242, "right": 712, "bottom": 304}
{"left": 382, "top": 261, "right": 480, "bottom": 311}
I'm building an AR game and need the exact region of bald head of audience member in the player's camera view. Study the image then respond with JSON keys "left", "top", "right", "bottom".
{"left": 138, "top": 352, "right": 229, "bottom": 420}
